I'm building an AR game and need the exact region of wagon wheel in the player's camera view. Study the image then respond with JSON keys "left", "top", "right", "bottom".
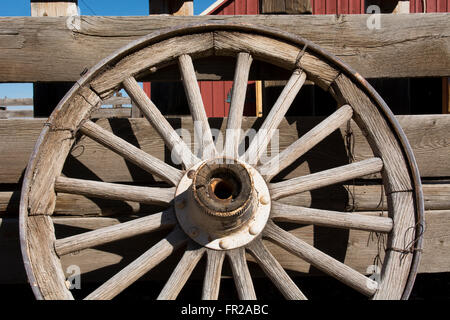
{"left": 19, "top": 23, "right": 424, "bottom": 300}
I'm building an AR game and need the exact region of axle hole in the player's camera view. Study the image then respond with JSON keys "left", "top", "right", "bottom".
{"left": 212, "top": 179, "right": 235, "bottom": 200}
{"left": 209, "top": 170, "right": 241, "bottom": 201}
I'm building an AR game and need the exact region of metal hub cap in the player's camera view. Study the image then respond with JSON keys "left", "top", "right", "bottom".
{"left": 175, "top": 158, "right": 271, "bottom": 250}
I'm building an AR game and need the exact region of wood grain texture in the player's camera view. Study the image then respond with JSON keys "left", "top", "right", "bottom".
{"left": 264, "top": 220, "right": 378, "bottom": 297}
{"left": 54, "top": 208, "right": 177, "bottom": 256}
{"left": 85, "top": 226, "right": 188, "bottom": 300}
{"left": 1, "top": 115, "right": 448, "bottom": 185}
{"left": 374, "top": 192, "right": 417, "bottom": 299}
{"left": 1, "top": 209, "right": 449, "bottom": 284}
{"left": 23, "top": 215, "right": 73, "bottom": 299}
{"left": 259, "top": 105, "right": 354, "bottom": 180}
{"left": 215, "top": 31, "right": 338, "bottom": 91}
{"left": 123, "top": 76, "right": 198, "bottom": 168}
{"left": 55, "top": 176, "right": 175, "bottom": 206}
{"left": 247, "top": 239, "right": 307, "bottom": 300}
{"left": 333, "top": 74, "right": 413, "bottom": 193}
{"left": 91, "top": 33, "right": 214, "bottom": 98}
{"left": 271, "top": 201, "right": 393, "bottom": 233}
{"left": 242, "top": 70, "right": 307, "bottom": 164}
{"left": 0, "top": 14, "right": 448, "bottom": 82}
{"left": 178, "top": 54, "right": 217, "bottom": 159}
{"left": 2, "top": 183, "right": 449, "bottom": 216}
{"left": 80, "top": 120, "right": 183, "bottom": 186}
{"left": 28, "top": 86, "right": 101, "bottom": 215}
{"left": 157, "top": 242, "right": 205, "bottom": 300}
{"left": 269, "top": 158, "right": 383, "bottom": 200}
{"left": 224, "top": 52, "right": 253, "bottom": 158}
{"left": 202, "top": 249, "right": 225, "bottom": 300}
{"left": 227, "top": 248, "right": 257, "bottom": 300}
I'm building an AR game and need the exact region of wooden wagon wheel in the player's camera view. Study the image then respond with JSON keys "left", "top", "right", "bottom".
{"left": 19, "top": 23, "right": 424, "bottom": 300}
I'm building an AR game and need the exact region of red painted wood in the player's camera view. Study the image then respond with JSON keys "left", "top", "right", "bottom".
{"left": 200, "top": 81, "right": 214, "bottom": 116}
{"left": 246, "top": 0, "right": 258, "bottom": 14}
{"left": 326, "top": 0, "right": 337, "bottom": 14}
{"left": 411, "top": 0, "right": 449, "bottom": 12}
{"left": 313, "top": 0, "right": 363, "bottom": 15}
{"left": 143, "top": 82, "right": 151, "bottom": 99}
{"left": 223, "top": 0, "right": 235, "bottom": 14}
{"left": 236, "top": 0, "right": 246, "bottom": 14}
{"left": 315, "top": 0, "right": 326, "bottom": 14}
{"left": 337, "top": 0, "right": 349, "bottom": 14}
{"left": 428, "top": 0, "right": 438, "bottom": 12}
{"left": 437, "top": 0, "right": 448, "bottom": 11}
{"left": 201, "top": 0, "right": 260, "bottom": 117}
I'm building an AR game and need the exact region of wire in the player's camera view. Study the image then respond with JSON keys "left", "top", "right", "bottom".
{"left": 79, "top": 0, "right": 97, "bottom": 15}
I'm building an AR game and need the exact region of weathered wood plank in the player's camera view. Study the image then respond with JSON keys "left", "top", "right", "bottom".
{"left": 1, "top": 183, "right": 449, "bottom": 216}
{"left": 0, "top": 14, "right": 448, "bottom": 82}
{"left": 1, "top": 209, "right": 448, "bottom": 284}
{"left": 0, "top": 115, "right": 448, "bottom": 185}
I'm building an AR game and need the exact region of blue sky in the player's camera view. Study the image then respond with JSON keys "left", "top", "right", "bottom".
{"left": 0, "top": 0, "right": 215, "bottom": 107}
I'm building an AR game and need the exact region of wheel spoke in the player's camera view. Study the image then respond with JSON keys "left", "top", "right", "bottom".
{"left": 224, "top": 52, "right": 253, "bottom": 158}
{"left": 241, "top": 69, "right": 306, "bottom": 165}
{"left": 123, "top": 77, "right": 199, "bottom": 169}
{"left": 55, "top": 176, "right": 174, "bottom": 206}
{"left": 258, "top": 104, "right": 354, "bottom": 181}
{"left": 157, "top": 242, "right": 205, "bottom": 300}
{"left": 247, "top": 239, "right": 307, "bottom": 300}
{"left": 202, "top": 249, "right": 225, "bottom": 300}
{"left": 84, "top": 226, "right": 188, "bottom": 300}
{"left": 80, "top": 120, "right": 183, "bottom": 186}
{"left": 178, "top": 54, "right": 217, "bottom": 159}
{"left": 55, "top": 208, "right": 176, "bottom": 256}
{"left": 227, "top": 247, "right": 256, "bottom": 300}
{"left": 264, "top": 221, "right": 378, "bottom": 297}
{"left": 269, "top": 157, "right": 383, "bottom": 200}
{"left": 271, "top": 202, "right": 393, "bottom": 233}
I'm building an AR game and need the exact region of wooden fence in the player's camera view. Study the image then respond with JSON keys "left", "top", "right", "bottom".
{"left": 0, "top": 13, "right": 449, "bottom": 283}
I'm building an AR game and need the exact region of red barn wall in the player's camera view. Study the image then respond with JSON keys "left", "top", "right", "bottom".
{"left": 199, "top": 0, "right": 449, "bottom": 117}
{"left": 201, "top": 0, "right": 259, "bottom": 117}
{"left": 311, "top": 0, "right": 365, "bottom": 14}
{"left": 410, "top": 0, "right": 449, "bottom": 12}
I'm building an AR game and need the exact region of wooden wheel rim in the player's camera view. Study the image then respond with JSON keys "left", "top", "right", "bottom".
{"left": 19, "top": 22, "right": 424, "bottom": 300}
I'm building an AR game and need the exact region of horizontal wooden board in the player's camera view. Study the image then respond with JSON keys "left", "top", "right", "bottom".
{"left": 0, "top": 183, "right": 448, "bottom": 217}
{"left": 0, "top": 115, "right": 448, "bottom": 186}
{"left": 0, "top": 14, "right": 448, "bottom": 82}
{"left": 0, "top": 210, "right": 448, "bottom": 283}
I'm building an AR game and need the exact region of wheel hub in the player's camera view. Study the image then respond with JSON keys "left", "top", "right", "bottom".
{"left": 175, "top": 158, "right": 271, "bottom": 250}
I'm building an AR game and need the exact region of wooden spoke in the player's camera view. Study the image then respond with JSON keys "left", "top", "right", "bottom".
{"left": 123, "top": 77, "right": 199, "bottom": 169}
{"left": 259, "top": 104, "right": 354, "bottom": 180}
{"left": 271, "top": 202, "right": 393, "bottom": 233}
{"left": 55, "top": 208, "right": 177, "bottom": 256}
{"left": 241, "top": 69, "right": 307, "bottom": 165}
{"left": 264, "top": 221, "right": 378, "bottom": 297}
{"left": 55, "top": 176, "right": 174, "bottom": 206}
{"left": 247, "top": 239, "right": 307, "bottom": 300}
{"left": 85, "top": 226, "right": 188, "bottom": 300}
{"left": 202, "top": 249, "right": 225, "bottom": 300}
{"left": 157, "top": 242, "right": 206, "bottom": 300}
{"left": 224, "top": 52, "right": 253, "bottom": 158}
{"left": 269, "top": 157, "right": 383, "bottom": 200}
{"left": 178, "top": 54, "right": 217, "bottom": 159}
{"left": 227, "top": 247, "right": 256, "bottom": 300}
{"left": 80, "top": 120, "right": 183, "bottom": 186}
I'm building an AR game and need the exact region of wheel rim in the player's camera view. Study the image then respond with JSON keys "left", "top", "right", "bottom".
{"left": 19, "top": 23, "right": 424, "bottom": 300}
